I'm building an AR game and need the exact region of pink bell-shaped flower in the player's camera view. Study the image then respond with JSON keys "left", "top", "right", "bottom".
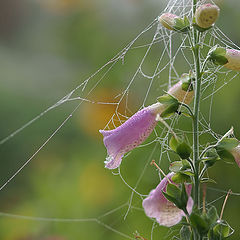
{"left": 142, "top": 173, "right": 193, "bottom": 227}
{"left": 99, "top": 103, "right": 165, "bottom": 169}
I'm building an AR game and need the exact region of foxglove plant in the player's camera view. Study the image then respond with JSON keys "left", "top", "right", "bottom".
{"left": 99, "top": 0, "right": 239, "bottom": 239}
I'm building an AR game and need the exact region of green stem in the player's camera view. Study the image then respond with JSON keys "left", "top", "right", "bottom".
{"left": 192, "top": 0, "right": 201, "bottom": 210}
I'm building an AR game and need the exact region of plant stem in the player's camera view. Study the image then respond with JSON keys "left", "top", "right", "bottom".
{"left": 192, "top": 0, "right": 201, "bottom": 209}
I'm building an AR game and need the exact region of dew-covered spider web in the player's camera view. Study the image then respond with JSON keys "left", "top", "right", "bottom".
{"left": 0, "top": 0, "right": 240, "bottom": 239}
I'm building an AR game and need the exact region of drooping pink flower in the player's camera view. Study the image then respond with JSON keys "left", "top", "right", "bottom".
{"left": 99, "top": 103, "right": 165, "bottom": 169}
{"left": 195, "top": 4, "right": 220, "bottom": 29}
{"left": 99, "top": 78, "right": 194, "bottom": 169}
{"left": 230, "top": 144, "right": 240, "bottom": 167}
{"left": 142, "top": 173, "right": 193, "bottom": 227}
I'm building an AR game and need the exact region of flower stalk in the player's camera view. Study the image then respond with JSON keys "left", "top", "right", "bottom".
{"left": 192, "top": 0, "right": 201, "bottom": 210}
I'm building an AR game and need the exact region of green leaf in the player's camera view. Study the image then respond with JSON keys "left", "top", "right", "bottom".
{"left": 208, "top": 46, "right": 228, "bottom": 65}
{"left": 169, "top": 136, "right": 179, "bottom": 152}
{"left": 166, "top": 183, "right": 181, "bottom": 199}
{"left": 213, "top": 222, "right": 231, "bottom": 238}
{"left": 181, "top": 72, "right": 194, "bottom": 92}
{"left": 207, "top": 206, "right": 219, "bottom": 226}
{"left": 202, "top": 148, "right": 220, "bottom": 167}
{"left": 190, "top": 213, "right": 209, "bottom": 236}
{"left": 180, "top": 226, "right": 191, "bottom": 240}
{"left": 169, "top": 136, "right": 192, "bottom": 159}
{"left": 180, "top": 183, "right": 189, "bottom": 210}
{"left": 162, "top": 191, "right": 181, "bottom": 208}
{"left": 216, "top": 149, "right": 235, "bottom": 162}
{"left": 176, "top": 142, "right": 192, "bottom": 159}
{"left": 216, "top": 138, "right": 239, "bottom": 151}
{"left": 158, "top": 94, "right": 180, "bottom": 118}
{"left": 169, "top": 161, "right": 183, "bottom": 172}
{"left": 160, "top": 103, "right": 180, "bottom": 118}
{"left": 171, "top": 172, "right": 191, "bottom": 184}
{"left": 174, "top": 17, "right": 190, "bottom": 33}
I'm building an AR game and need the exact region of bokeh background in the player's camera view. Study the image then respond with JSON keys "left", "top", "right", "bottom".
{"left": 0, "top": 0, "right": 239, "bottom": 239}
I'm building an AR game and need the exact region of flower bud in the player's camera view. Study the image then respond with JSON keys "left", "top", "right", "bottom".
{"left": 159, "top": 13, "right": 178, "bottom": 30}
{"left": 195, "top": 4, "right": 220, "bottom": 29}
{"left": 167, "top": 73, "right": 194, "bottom": 105}
{"left": 159, "top": 13, "right": 189, "bottom": 33}
{"left": 215, "top": 137, "right": 240, "bottom": 167}
{"left": 224, "top": 49, "right": 240, "bottom": 71}
{"left": 209, "top": 47, "right": 240, "bottom": 71}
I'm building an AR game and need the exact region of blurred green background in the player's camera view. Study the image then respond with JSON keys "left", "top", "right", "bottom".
{"left": 0, "top": 0, "right": 240, "bottom": 239}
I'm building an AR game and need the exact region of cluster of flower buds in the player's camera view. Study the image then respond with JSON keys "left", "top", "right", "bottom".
{"left": 194, "top": 3, "right": 220, "bottom": 30}
{"left": 99, "top": 76, "right": 194, "bottom": 169}
{"left": 208, "top": 46, "right": 240, "bottom": 71}
{"left": 159, "top": 3, "right": 219, "bottom": 32}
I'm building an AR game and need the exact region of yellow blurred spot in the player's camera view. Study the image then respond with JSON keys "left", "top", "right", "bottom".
{"left": 77, "top": 88, "right": 130, "bottom": 139}
{"left": 78, "top": 162, "right": 115, "bottom": 207}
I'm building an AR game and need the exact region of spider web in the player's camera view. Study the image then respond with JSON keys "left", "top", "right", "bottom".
{"left": 0, "top": 0, "right": 240, "bottom": 239}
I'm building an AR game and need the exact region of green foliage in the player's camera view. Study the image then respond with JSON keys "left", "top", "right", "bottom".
{"left": 162, "top": 183, "right": 189, "bottom": 214}
{"left": 180, "top": 226, "right": 192, "bottom": 240}
{"left": 158, "top": 94, "right": 180, "bottom": 117}
{"left": 202, "top": 148, "right": 220, "bottom": 167}
{"left": 208, "top": 46, "right": 228, "bottom": 65}
{"left": 209, "top": 221, "right": 232, "bottom": 240}
{"left": 169, "top": 136, "right": 192, "bottom": 159}
{"left": 181, "top": 72, "right": 195, "bottom": 91}
{"left": 174, "top": 16, "right": 190, "bottom": 33}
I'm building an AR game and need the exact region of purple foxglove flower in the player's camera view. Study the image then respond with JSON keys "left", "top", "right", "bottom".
{"left": 142, "top": 173, "right": 193, "bottom": 227}
{"left": 99, "top": 103, "right": 165, "bottom": 169}
{"left": 195, "top": 4, "right": 220, "bottom": 29}
{"left": 230, "top": 144, "right": 240, "bottom": 167}
{"left": 168, "top": 78, "right": 194, "bottom": 105}
{"left": 159, "top": 13, "right": 179, "bottom": 30}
